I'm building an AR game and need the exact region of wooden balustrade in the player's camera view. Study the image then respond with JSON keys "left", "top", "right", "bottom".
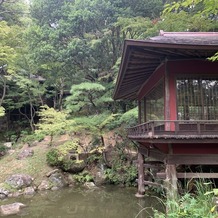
{"left": 127, "top": 120, "right": 218, "bottom": 139}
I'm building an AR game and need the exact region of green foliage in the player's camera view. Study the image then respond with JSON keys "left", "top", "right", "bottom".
{"left": 208, "top": 52, "right": 218, "bottom": 62}
{"left": 162, "top": 0, "right": 218, "bottom": 32}
{"left": 87, "top": 152, "right": 103, "bottom": 164}
{"left": 22, "top": 132, "right": 45, "bottom": 144}
{"left": 158, "top": 11, "right": 214, "bottom": 32}
{"left": 119, "top": 107, "right": 138, "bottom": 127}
{"left": 0, "top": 144, "right": 7, "bottom": 153}
{"left": 71, "top": 108, "right": 137, "bottom": 135}
{"left": 30, "top": 0, "right": 65, "bottom": 26}
{"left": 3, "top": 130, "right": 20, "bottom": 142}
{"left": 46, "top": 140, "right": 79, "bottom": 168}
{"left": 8, "top": 74, "right": 47, "bottom": 131}
{"left": 57, "top": 141, "right": 79, "bottom": 158}
{"left": 98, "top": 113, "right": 121, "bottom": 130}
{"left": 0, "top": 21, "right": 22, "bottom": 71}
{"left": 46, "top": 148, "right": 61, "bottom": 166}
{"left": 104, "top": 142, "right": 137, "bottom": 186}
{"left": 115, "top": 16, "right": 156, "bottom": 39}
{"left": 163, "top": 0, "right": 218, "bottom": 18}
{"left": 105, "top": 163, "right": 137, "bottom": 186}
{"left": 0, "top": 0, "right": 28, "bottom": 25}
{"left": 74, "top": 113, "right": 108, "bottom": 130}
{"left": 26, "top": 0, "right": 162, "bottom": 114}
{"left": 153, "top": 181, "right": 217, "bottom": 218}
{"left": 73, "top": 113, "right": 120, "bottom": 136}
{"left": 205, "top": 188, "right": 218, "bottom": 196}
{"left": 126, "top": 0, "right": 163, "bottom": 18}
{"left": 36, "top": 105, "right": 74, "bottom": 144}
{"left": 0, "top": 182, "right": 17, "bottom": 193}
{"left": 65, "top": 82, "right": 110, "bottom": 114}
{"left": 73, "top": 171, "right": 94, "bottom": 183}
{"left": 0, "top": 106, "right": 5, "bottom": 117}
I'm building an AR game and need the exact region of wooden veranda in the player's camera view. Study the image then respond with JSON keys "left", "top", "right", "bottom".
{"left": 113, "top": 31, "right": 218, "bottom": 197}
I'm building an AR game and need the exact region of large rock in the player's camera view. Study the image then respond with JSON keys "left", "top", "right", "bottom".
{"left": 93, "top": 169, "right": 107, "bottom": 186}
{"left": 28, "top": 140, "right": 39, "bottom": 147}
{"left": 103, "top": 145, "right": 118, "bottom": 167}
{"left": 46, "top": 169, "right": 59, "bottom": 177}
{"left": 17, "top": 148, "right": 34, "bottom": 160}
{"left": 5, "top": 174, "right": 33, "bottom": 189}
{"left": 37, "top": 180, "right": 51, "bottom": 191}
{"left": 0, "top": 187, "right": 9, "bottom": 196}
{"left": 3, "top": 142, "right": 12, "bottom": 149}
{"left": 84, "top": 182, "right": 97, "bottom": 189}
{"left": 23, "top": 187, "right": 35, "bottom": 195}
{"left": 48, "top": 172, "right": 68, "bottom": 189}
{"left": 61, "top": 159, "right": 86, "bottom": 173}
{"left": 0, "top": 194, "right": 6, "bottom": 200}
{"left": 0, "top": 202, "right": 26, "bottom": 216}
{"left": 8, "top": 192, "right": 23, "bottom": 198}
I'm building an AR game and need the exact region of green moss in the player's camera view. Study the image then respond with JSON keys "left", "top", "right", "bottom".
{"left": 0, "top": 182, "right": 17, "bottom": 192}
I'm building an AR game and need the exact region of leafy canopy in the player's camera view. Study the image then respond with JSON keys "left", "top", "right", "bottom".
{"left": 36, "top": 105, "right": 74, "bottom": 137}
{"left": 65, "top": 82, "right": 112, "bottom": 114}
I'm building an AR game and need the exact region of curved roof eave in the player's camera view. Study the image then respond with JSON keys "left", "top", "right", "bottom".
{"left": 113, "top": 36, "right": 218, "bottom": 100}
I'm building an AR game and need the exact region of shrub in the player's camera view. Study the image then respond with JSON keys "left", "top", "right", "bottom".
{"left": 104, "top": 163, "right": 137, "bottom": 186}
{"left": 46, "top": 148, "right": 61, "bottom": 166}
{"left": 119, "top": 107, "right": 138, "bottom": 127}
{"left": 152, "top": 180, "right": 217, "bottom": 218}
{"left": 22, "top": 132, "right": 45, "bottom": 144}
{"left": 4, "top": 130, "right": 17, "bottom": 142}
{"left": 46, "top": 140, "right": 80, "bottom": 169}
{"left": 36, "top": 105, "right": 74, "bottom": 145}
{"left": 73, "top": 171, "right": 94, "bottom": 183}
{"left": 0, "top": 145, "right": 7, "bottom": 156}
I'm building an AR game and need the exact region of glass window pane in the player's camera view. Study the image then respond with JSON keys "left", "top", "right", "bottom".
{"left": 146, "top": 80, "right": 164, "bottom": 121}
{"left": 177, "top": 77, "right": 218, "bottom": 120}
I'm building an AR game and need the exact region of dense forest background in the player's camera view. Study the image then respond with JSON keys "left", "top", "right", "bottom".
{"left": 0, "top": 0, "right": 217, "bottom": 141}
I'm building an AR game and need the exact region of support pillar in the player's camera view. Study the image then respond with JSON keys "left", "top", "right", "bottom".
{"left": 164, "top": 164, "right": 178, "bottom": 212}
{"left": 138, "top": 100, "right": 142, "bottom": 124}
{"left": 135, "top": 152, "right": 145, "bottom": 197}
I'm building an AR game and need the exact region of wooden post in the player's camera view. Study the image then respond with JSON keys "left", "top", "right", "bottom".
{"left": 144, "top": 97, "right": 146, "bottom": 123}
{"left": 135, "top": 152, "right": 145, "bottom": 197}
{"left": 138, "top": 100, "right": 142, "bottom": 124}
{"left": 164, "top": 164, "right": 178, "bottom": 213}
{"left": 164, "top": 143, "right": 178, "bottom": 212}
{"left": 165, "top": 61, "right": 171, "bottom": 131}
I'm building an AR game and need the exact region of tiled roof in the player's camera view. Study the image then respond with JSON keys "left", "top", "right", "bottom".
{"left": 113, "top": 31, "right": 218, "bottom": 100}
{"left": 150, "top": 31, "right": 218, "bottom": 45}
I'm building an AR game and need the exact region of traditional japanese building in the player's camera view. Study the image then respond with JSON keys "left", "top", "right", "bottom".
{"left": 113, "top": 31, "right": 218, "bottom": 196}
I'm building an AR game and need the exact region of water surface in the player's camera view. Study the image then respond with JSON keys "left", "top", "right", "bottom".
{"left": 4, "top": 186, "right": 161, "bottom": 218}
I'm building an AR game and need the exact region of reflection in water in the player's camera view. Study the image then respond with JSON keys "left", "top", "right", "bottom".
{"left": 5, "top": 186, "right": 161, "bottom": 218}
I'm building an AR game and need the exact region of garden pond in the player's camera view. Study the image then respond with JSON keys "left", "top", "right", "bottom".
{"left": 4, "top": 185, "right": 161, "bottom": 218}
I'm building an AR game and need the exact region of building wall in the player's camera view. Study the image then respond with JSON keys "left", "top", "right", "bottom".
{"left": 140, "top": 142, "right": 218, "bottom": 154}
{"left": 138, "top": 59, "right": 218, "bottom": 123}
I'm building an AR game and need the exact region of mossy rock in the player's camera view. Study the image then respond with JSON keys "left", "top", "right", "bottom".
{"left": 61, "top": 160, "right": 86, "bottom": 173}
